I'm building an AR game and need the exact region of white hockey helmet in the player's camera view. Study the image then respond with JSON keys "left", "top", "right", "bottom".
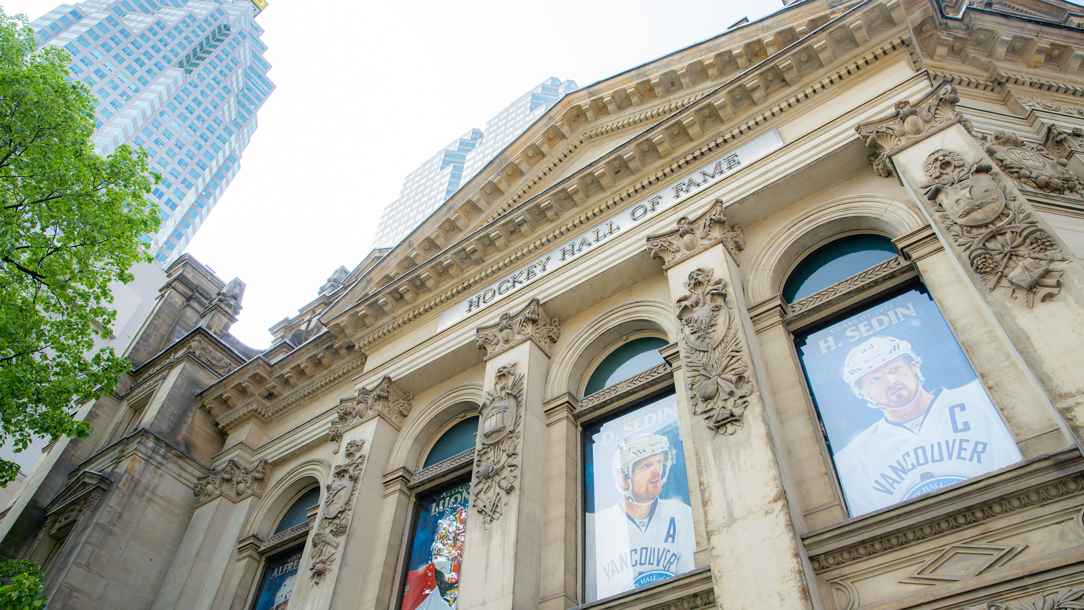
{"left": 612, "top": 433, "right": 674, "bottom": 502}
{"left": 842, "top": 336, "right": 923, "bottom": 407}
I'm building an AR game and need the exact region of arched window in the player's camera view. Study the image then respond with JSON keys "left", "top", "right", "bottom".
{"left": 421, "top": 416, "right": 478, "bottom": 468}
{"left": 784, "top": 233, "right": 1022, "bottom": 518}
{"left": 782, "top": 234, "right": 897, "bottom": 302}
{"left": 583, "top": 336, "right": 668, "bottom": 396}
{"left": 251, "top": 486, "right": 319, "bottom": 610}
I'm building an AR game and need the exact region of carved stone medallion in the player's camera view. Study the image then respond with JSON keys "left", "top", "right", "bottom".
{"left": 645, "top": 199, "right": 745, "bottom": 267}
{"left": 472, "top": 364, "right": 524, "bottom": 524}
{"left": 475, "top": 298, "right": 560, "bottom": 359}
{"left": 923, "top": 149, "right": 1066, "bottom": 307}
{"left": 981, "top": 130, "right": 1083, "bottom": 198}
{"left": 675, "top": 268, "right": 753, "bottom": 435}
{"left": 310, "top": 439, "right": 366, "bottom": 583}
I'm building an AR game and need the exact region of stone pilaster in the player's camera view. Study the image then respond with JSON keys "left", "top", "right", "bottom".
{"left": 646, "top": 206, "right": 813, "bottom": 609}
{"left": 857, "top": 78, "right": 1084, "bottom": 453}
{"left": 458, "top": 299, "right": 558, "bottom": 610}
{"left": 358, "top": 467, "right": 414, "bottom": 610}
{"left": 540, "top": 393, "right": 578, "bottom": 610}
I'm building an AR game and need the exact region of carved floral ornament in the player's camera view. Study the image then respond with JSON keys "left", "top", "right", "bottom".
{"left": 192, "top": 458, "right": 270, "bottom": 505}
{"left": 472, "top": 363, "right": 524, "bottom": 525}
{"left": 855, "top": 78, "right": 973, "bottom": 178}
{"left": 965, "top": 587, "right": 1084, "bottom": 610}
{"left": 475, "top": 298, "right": 560, "bottom": 359}
{"left": 675, "top": 268, "right": 753, "bottom": 435}
{"left": 329, "top": 376, "right": 412, "bottom": 451}
{"left": 646, "top": 199, "right": 745, "bottom": 267}
{"left": 980, "top": 130, "right": 1083, "bottom": 198}
{"left": 922, "top": 149, "right": 1066, "bottom": 307}
{"left": 1043, "top": 124, "right": 1084, "bottom": 161}
{"left": 310, "top": 439, "right": 366, "bottom": 583}
{"left": 1016, "top": 94, "right": 1084, "bottom": 118}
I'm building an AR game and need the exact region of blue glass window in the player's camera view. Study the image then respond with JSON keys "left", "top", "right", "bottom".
{"left": 423, "top": 417, "right": 479, "bottom": 468}
{"left": 585, "top": 337, "right": 668, "bottom": 396}
{"left": 782, "top": 235, "right": 898, "bottom": 303}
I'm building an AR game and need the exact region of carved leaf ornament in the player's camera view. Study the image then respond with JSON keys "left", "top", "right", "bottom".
{"left": 192, "top": 458, "right": 270, "bottom": 504}
{"left": 981, "top": 130, "right": 1083, "bottom": 198}
{"left": 923, "top": 149, "right": 1065, "bottom": 307}
{"left": 675, "top": 268, "right": 753, "bottom": 435}
{"left": 472, "top": 364, "right": 524, "bottom": 525}
{"left": 310, "top": 439, "right": 366, "bottom": 583}
{"left": 967, "top": 587, "right": 1084, "bottom": 610}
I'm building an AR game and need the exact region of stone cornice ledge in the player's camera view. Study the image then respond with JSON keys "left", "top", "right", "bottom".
{"left": 71, "top": 427, "right": 209, "bottom": 489}
{"left": 409, "top": 448, "right": 475, "bottom": 490}
{"left": 570, "top": 566, "right": 713, "bottom": 610}
{"left": 576, "top": 362, "right": 674, "bottom": 420}
{"left": 804, "top": 446, "right": 1084, "bottom": 573}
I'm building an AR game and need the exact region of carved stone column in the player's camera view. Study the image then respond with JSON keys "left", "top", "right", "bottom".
{"left": 856, "top": 79, "right": 1084, "bottom": 452}
{"left": 458, "top": 298, "right": 559, "bottom": 610}
{"left": 290, "top": 377, "right": 409, "bottom": 610}
{"left": 358, "top": 467, "right": 413, "bottom": 610}
{"left": 645, "top": 200, "right": 813, "bottom": 610}
{"left": 540, "top": 392, "right": 578, "bottom": 610}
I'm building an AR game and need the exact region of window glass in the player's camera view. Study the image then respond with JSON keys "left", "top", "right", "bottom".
{"left": 783, "top": 235, "right": 897, "bottom": 302}
{"left": 251, "top": 548, "right": 301, "bottom": 610}
{"left": 584, "top": 337, "right": 668, "bottom": 396}
{"left": 401, "top": 482, "right": 469, "bottom": 610}
{"left": 795, "top": 286, "right": 1021, "bottom": 517}
{"left": 584, "top": 392, "right": 694, "bottom": 602}
{"left": 274, "top": 488, "right": 319, "bottom": 535}
{"left": 423, "top": 417, "right": 478, "bottom": 468}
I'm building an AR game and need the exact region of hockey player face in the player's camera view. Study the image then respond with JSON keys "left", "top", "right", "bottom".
{"left": 858, "top": 356, "right": 922, "bottom": 409}
{"left": 629, "top": 453, "right": 666, "bottom": 503}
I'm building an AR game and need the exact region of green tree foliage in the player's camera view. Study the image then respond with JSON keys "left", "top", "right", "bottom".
{"left": 0, "top": 10, "right": 160, "bottom": 485}
{"left": 0, "top": 560, "right": 44, "bottom": 609}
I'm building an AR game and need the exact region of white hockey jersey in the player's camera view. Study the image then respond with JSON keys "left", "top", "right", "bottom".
{"left": 835, "top": 380, "right": 1022, "bottom": 516}
{"left": 592, "top": 498, "right": 695, "bottom": 599}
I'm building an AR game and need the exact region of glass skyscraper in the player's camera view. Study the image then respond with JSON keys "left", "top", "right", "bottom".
{"left": 372, "top": 77, "right": 577, "bottom": 248}
{"left": 30, "top": 0, "right": 274, "bottom": 265}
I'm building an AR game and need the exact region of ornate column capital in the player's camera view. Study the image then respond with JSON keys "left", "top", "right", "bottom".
{"left": 329, "top": 376, "right": 413, "bottom": 449}
{"left": 192, "top": 458, "right": 271, "bottom": 505}
{"left": 856, "top": 78, "right": 971, "bottom": 177}
{"left": 645, "top": 198, "right": 744, "bottom": 268}
{"left": 475, "top": 298, "right": 560, "bottom": 360}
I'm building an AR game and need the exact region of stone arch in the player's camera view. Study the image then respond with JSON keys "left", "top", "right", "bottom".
{"left": 386, "top": 382, "right": 484, "bottom": 474}
{"left": 546, "top": 299, "right": 677, "bottom": 401}
{"left": 745, "top": 195, "right": 926, "bottom": 304}
{"left": 245, "top": 459, "right": 329, "bottom": 539}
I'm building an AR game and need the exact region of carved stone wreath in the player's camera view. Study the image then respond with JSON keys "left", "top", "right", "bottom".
{"left": 923, "top": 149, "right": 1066, "bottom": 307}
{"left": 329, "top": 376, "right": 412, "bottom": 452}
{"left": 475, "top": 298, "right": 560, "bottom": 359}
{"left": 675, "top": 268, "right": 753, "bottom": 435}
{"left": 192, "top": 458, "right": 270, "bottom": 505}
{"left": 646, "top": 199, "right": 745, "bottom": 266}
{"left": 310, "top": 439, "right": 365, "bottom": 583}
{"left": 981, "top": 130, "right": 1083, "bottom": 198}
{"left": 472, "top": 364, "right": 524, "bottom": 525}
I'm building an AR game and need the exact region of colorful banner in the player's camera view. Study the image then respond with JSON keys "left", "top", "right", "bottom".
{"left": 253, "top": 548, "right": 301, "bottom": 610}
{"left": 584, "top": 393, "right": 694, "bottom": 602}
{"left": 401, "top": 482, "right": 470, "bottom": 610}
{"left": 796, "top": 287, "right": 1021, "bottom": 517}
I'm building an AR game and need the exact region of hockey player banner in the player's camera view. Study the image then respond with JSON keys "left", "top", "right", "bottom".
{"left": 401, "top": 482, "right": 470, "bottom": 610}
{"left": 795, "top": 286, "right": 1021, "bottom": 517}
{"left": 253, "top": 548, "right": 301, "bottom": 610}
{"left": 584, "top": 393, "right": 695, "bottom": 602}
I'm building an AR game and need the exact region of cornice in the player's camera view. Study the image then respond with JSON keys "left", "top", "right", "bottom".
{"left": 330, "top": 35, "right": 915, "bottom": 353}
{"left": 321, "top": 0, "right": 919, "bottom": 337}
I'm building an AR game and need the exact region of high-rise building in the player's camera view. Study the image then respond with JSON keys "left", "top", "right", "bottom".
{"left": 30, "top": 0, "right": 274, "bottom": 266}
{"left": 372, "top": 77, "right": 576, "bottom": 247}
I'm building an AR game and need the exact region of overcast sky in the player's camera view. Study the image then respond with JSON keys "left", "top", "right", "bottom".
{"left": 11, "top": 0, "right": 786, "bottom": 347}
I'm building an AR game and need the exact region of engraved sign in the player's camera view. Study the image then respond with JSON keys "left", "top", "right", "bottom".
{"left": 437, "top": 129, "right": 783, "bottom": 330}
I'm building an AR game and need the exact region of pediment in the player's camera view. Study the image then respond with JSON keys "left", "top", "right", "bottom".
{"left": 46, "top": 470, "right": 111, "bottom": 516}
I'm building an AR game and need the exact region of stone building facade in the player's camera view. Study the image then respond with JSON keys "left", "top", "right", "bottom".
{"left": 6, "top": 0, "right": 1084, "bottom": 608}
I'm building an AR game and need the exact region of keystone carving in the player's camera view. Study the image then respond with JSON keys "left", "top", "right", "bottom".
{"left": 475, "top": 298, "right": 560, "bottom": 359}
{"left": 192, "top": 458, "right": 270, "bottom": 505}
{"left": 330, "top": 376, "right": 412, "bottom": 451}
{"left": 923, "top": 149, "right": 1066, "bottom": 307}
{"left": 980, "top": 130, "right": 1083, "bottom": 198}
{"left": 965, "top": 587, "right": 1084, "bottom": 610}
{"left": 310, "top": 439, "right": 365, "bottom": 583}
{"left": 472, "top": 364, "right": 524, "bottom": 525}
{"left": 646, "top": 199, "right": 745, "bottom": 266}
{"left": 1043, "top": 124, "right": 1084, "bottom": 161}
{"left": 856, "top": 78, "right": 972, "bottom": 178}
{"left": 675, "top": 268, "right": 753, "bottom": 435}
